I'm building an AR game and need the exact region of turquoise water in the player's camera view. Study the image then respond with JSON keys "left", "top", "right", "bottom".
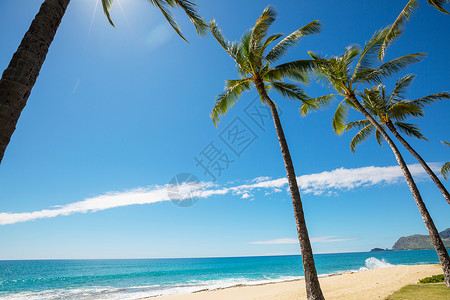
{"left": 0, "top": 250, "right": 442, "bottom": 299}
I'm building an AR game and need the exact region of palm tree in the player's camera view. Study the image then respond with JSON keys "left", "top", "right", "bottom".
{"left": 0, "top": 0, "right": 207, "bottom": 164}
{"left": 300, "top": 30, "right": 450, "bottom": 287}
{"left": 343, "top": 76, "right": 450, "bottom": 205}
{"left": 442, "top": 142, "right": 450, "bottom": 180}
{"left": 209, "top": 6, "right": 325, "bottom": 299}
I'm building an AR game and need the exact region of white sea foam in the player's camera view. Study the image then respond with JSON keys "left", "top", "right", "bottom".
{"left": 359, "top": 257, "right": 394, "bottom": 271}
{"left": 0, "top": 276, "right": 305, "bottom": 300}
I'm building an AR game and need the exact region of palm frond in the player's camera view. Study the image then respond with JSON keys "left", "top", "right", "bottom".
{"left": 352, "top": 27, "right": 389, "bottom": 81}
{"left": 441, "top": 141, "right": 450, "bottom": 179}
{"left": 346, "top": 119, "right": 371, "bottom": 130}
{"left": 210, "top": 20, "right": 247, "bottom": 72}
{"left": 442, "top": 162, "right": 450, "bottom": 180}
{"left": 375, "top": 128, "right": 384, "bottom": 146}
{"left": 394, "top": 121, "right": 427, "bottom": 140}
{"left": 269, "top": 81, "right": 309, "bottom": 102}
{"left": 359, "top": 53, "right": 426, "bottom": 85}
{"left": 378, "top": 0, "right": 419, "bottom": 61}
{"left": 265, "top": 21, "right": 321, "bottom": 63}
{"left": 388, "top": 100, "right": 423, "bottom": 120}
{"left": 389, "top": 74, "right": 416, "bottom": 103}
{"left": 101, "top": 0, "right": 116, "bottom": 27}
{"left": 428, "top": 0, "right": 450, "bottom": 14}
{"left": 264, "top": 59, "right": 318, "bottom": 83}
{"left": 263, "top": 33, "right": 284, "bottom": 51}
{"left": 333, "top": 99, "right": 350, "bottom": 135}
{"left": 171, "top": 0, "right": 208, "bottom": 36}
{"left": 249, "top": 6, "right": 277, "bottom": 66}
{"left": 409, "top": 92, "right": 450, "bottom": 107}
{"left": 151, "top": 0, "right": 187, "bottom": 42}
{"left": 263, "top": 68, "right": 309, "bottom": 83}
{"left": 210, "top": 79, "right": 252, "bottom": 126}
{"left": 348, "top": 123, "right": 375, "bottom": 153}
{"left": 299, "top": 94, "right": 336, "bottom": 116}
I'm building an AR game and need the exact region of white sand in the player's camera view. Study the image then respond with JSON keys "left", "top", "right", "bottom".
{"left": 149, "top": 264, "right": 442, "bottom": 300}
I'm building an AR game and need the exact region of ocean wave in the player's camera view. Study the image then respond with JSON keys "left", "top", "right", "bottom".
{"left": 0, "top": 276, "right": 305, "bottom": 300}
{"left": 359, "top": 257, "right": 394, "bottom": 271}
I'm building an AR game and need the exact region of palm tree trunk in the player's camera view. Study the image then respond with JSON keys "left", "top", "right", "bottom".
{"left": 385, "top": 121, "right": 450, "bottom": 205}
{"left": 349, "top": 94, "right": 450, "bottom": 288}
{"left": 0, "top": 0, "right": 70, "bottom": 163}
{"left": 256, "top": 81, "right": 325, "bottom": 299}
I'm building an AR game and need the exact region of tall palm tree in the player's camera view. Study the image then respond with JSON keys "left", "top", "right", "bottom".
{"left": 442, "top": 141, "right": 450, "bottom": 180}
{"left": 0, "top": 0, "right": 207, "bottom": 164}
{"left": 209, "top": 6, "right": 325, "bottom": 299}
{"left": 343, "top": 76, "right": 450, "bottom": 205}
{"left": 300, "top": 30, "right": 450, "bottom": 287}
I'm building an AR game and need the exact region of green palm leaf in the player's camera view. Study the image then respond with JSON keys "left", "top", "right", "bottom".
{"left": 389, "top": 74, "right": 416, "bottom": 103}
{"left": 101, "top": 0, "right": 115, "bottom": 27}
{"left": 378, "top": 0, "right": 419, "bottom": 61}
{"left": 394, "top": 121, "right": 427, "bottom": 140}
{"left": 299, "top": 94, "right": 336, "bottom": 116}
{"left": 269, "top": 81, "right": 308, "bottom": 101}
{"left": 352, "top": 27, "right": 389, "bottom": 81}
{"left": 359, "top": 53, "right": 426, "bottom": 85}
{"left": 210, "top": 20, "right": 247, "bottom": 72}
{"left": 102, "top": 0, "right": 207, "bottom": 40}
{"left": 265, "top": 21, "right": 321, "bottom": 63}
{"left": 442, "top": 162, "right": 450, "bottom": 180}
{"left": 428, "top": 0, "right": 450, "bottom": 14}
{"left": 171, "top": 0, "right": 208, "bottom": 37}
{"left": 409, "top": 92, "right": 450, "bottom": 108}
{"left": 346, "top": 119, "right": 371, "bottom": 130}
{"left": 388, "top": 100, "right": 424, "bottom": 121}
{"left": 211, "top": 79, "right": 251, "bottom": 126}
{"left": 332, "top": 99, "right": 351, "bottom": 135}
{"left": 348, "top": 123, "right": 375, "bottom": 153}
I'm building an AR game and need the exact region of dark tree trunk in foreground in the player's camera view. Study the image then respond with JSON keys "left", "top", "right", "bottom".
{"left": 256, "top": 80, "right": 325, "bottom": 300}
{"left": 385, "top": 121, "right": 450, "bottom": 206}
{"left": 349, "top": 94, "right": 450, "bottom": 288}
{"left": 0, "top": 0, "right": 70, "bottom": 163}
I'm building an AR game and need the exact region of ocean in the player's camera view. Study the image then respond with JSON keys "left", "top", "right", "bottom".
{"left": 0, "top": 250, "right": 442, "bottom": 299}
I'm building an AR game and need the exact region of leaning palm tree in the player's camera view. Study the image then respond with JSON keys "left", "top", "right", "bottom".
{"left": 442, "top": 142, "right": 450, "bottom": 180}
{"left": 0, "top": 0, "right": 207, "bottom": 163}
{"left": 210, "top": 6, "right": 325, "bottom": 299}
{"left": 344, "top": 76, "right": 450, "bottom": 205}
{"left": 300, "top": 30, "right": 450, "bottom": 287}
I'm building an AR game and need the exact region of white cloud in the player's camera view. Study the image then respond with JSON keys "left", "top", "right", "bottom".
{"left": 249, "top": 236, "right": 356, "bottom": 245}
{"left": 0, "top": 163, "right": 439, "bottom": 225}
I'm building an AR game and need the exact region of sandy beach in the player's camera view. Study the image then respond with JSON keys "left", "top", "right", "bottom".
{"left": 150, "top": 264, "right": 442, "bottom": 300}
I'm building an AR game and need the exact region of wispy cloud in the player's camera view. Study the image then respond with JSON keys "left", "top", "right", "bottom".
{"left": 0, "top": 163, "right": 439, "bottom": 225}
{"left": 249, "top": 236, "right": 356, "bottom": 245}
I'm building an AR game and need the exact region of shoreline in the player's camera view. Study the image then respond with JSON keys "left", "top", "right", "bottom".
{"left": 147, "top": 264, "right": 442, "bottom": 300}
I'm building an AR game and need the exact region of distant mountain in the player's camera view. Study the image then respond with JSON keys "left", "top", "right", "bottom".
{"left": 392, "top": 228, "right": 450, "bottom": 250}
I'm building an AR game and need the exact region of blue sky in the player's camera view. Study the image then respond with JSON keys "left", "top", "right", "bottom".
{"left": 0, "top": 0, "right": 449, "bottom": 259}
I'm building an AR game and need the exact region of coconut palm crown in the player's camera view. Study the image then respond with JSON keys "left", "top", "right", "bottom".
{"left": 209, "top": 6, "right": 321, "bottom": 125}
{"left": 345, "top": 75, "right": 450, "bottom": 152}
{"left": 300, "top": 28, "right": 425, "bottom": 132}
{"left": 345, "top": 77, "right": 450, "bottom": 206}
